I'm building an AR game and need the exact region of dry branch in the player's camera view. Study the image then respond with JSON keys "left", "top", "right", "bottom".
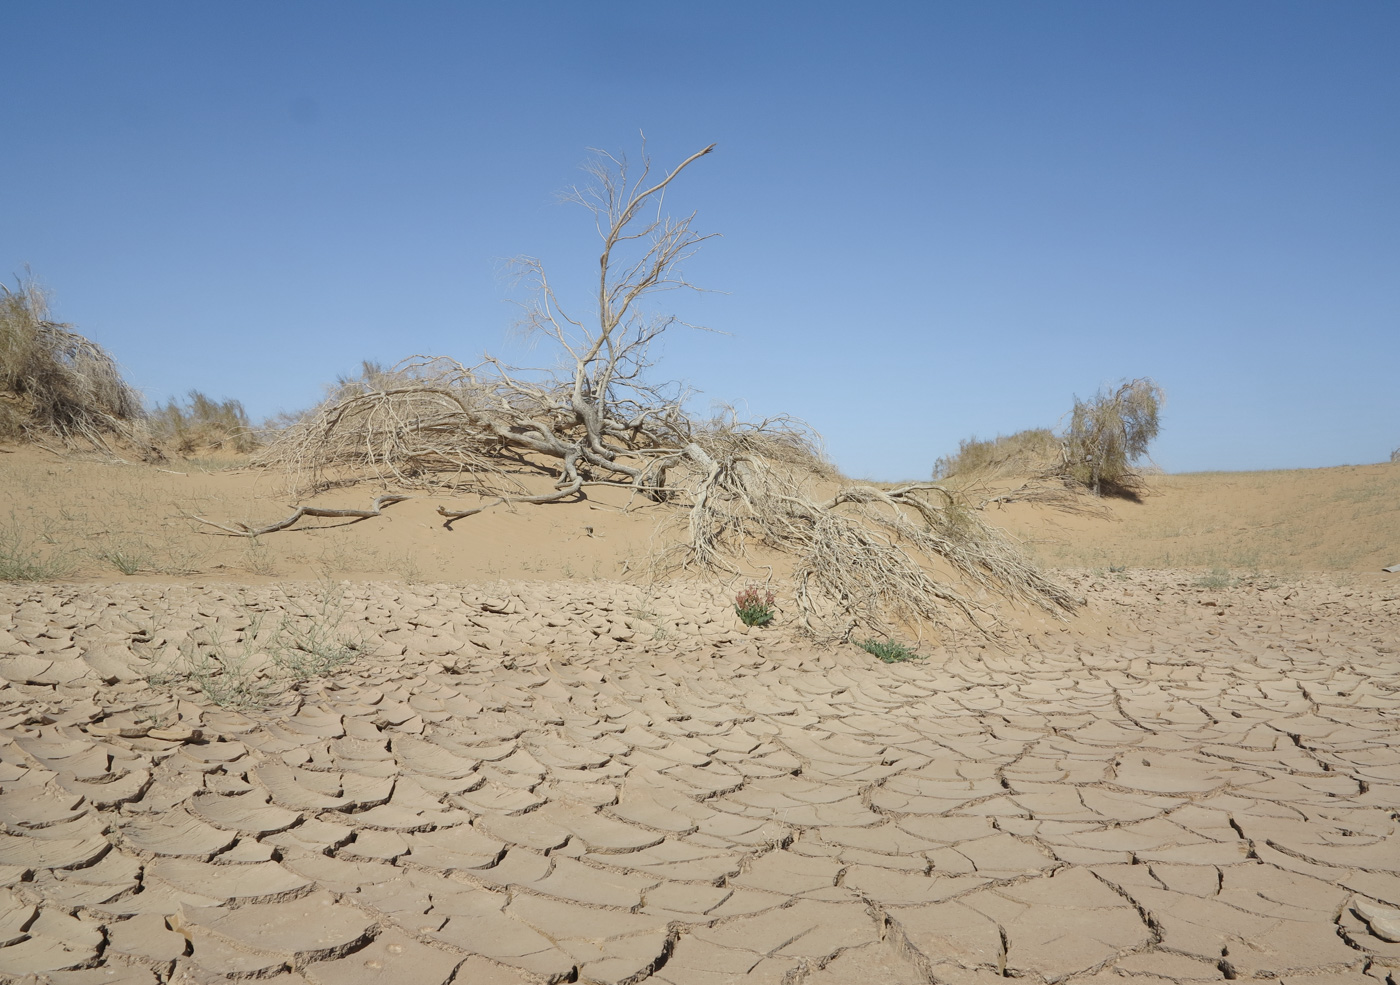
{"left": 187, "top": 494, "right": 411, "bottom": 538}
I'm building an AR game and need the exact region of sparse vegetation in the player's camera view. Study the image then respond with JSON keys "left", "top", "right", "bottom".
{"left": 148, "top": 582, "right": 368, "bottom": 710}
{"left": 1194, "top": 567, "right": 1236, "bottom": 589}
{"left": 147, "top": 390, "right": 258, "bottom": 455}
{"left": 0, "top": 277, "right": 147, "bottom": 449}
{"left": 859, "top": 638, "right": 921, "bottom": 663}
{"left": 96, "top": 541, "right": 149, "bottom": 576}
{"left": 734, "top": 585, "right": 777, "bottom": 627}
{"left": 0, "top": 511, "right": 73, "bottom": 581}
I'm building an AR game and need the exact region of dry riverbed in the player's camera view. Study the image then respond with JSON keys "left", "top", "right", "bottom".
{"left": 0, "top": 570, "right": 1397, "bottom": 983}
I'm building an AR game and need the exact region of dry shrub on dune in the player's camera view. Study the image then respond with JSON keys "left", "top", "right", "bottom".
{"left": 0, "top": 278, "right": 145, "bottom": 449}
{"left": 1065, "top": 378, "right": 1164, "bottom": 496}
{"left": 148, "top": 390, "right": 258, "bottom": 455}
{"left": 935, "top": 380, "right": 1165, "bottom": 510}
{"left": 256, "top": 356, "right": 514, "bottom": 495}
{"left": 933, "top": 428, "right": 1063, "bottom": 481}
{"left": 253, "top": 140, "right": 1075, "bottom": 639}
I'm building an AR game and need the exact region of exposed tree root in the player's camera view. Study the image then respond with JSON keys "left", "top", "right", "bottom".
{"left": 662, "top": 456, "right": 1079, "bottom": 640}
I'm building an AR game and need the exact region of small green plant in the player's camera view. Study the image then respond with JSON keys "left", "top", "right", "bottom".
{"left": 859, "top": 638, "right": 921, "bottom": 663}
{"left": 273, "top": 581, "right": 367, "bottom": 680}
{"left": 95, "top": 541, "right": 149, "bottom": 575}
{"left": 1195, "top": 568, "right": 1236, "bottom": 589}
{"left": 188, "top": 628, "right": 277, "bottom": 710}
{"left": 734, "top": 585, "right": 777, "bottom": 627}
{"left": 242, "top": 540, "right": 279, "bottom": 576}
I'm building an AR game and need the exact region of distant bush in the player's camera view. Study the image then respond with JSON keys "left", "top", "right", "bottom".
{"left": 932, "top": 378, "right": 1163, "bottom": 497}
{"left": 0, "top": 278, "right": 143, "bottom": 445}
{"left": 933, "top": 428, "right": 1061, "bottom": 480}
{"left": 1391, "top": 446, "right": 1399, "bottom": 464}
{"left": 148, "top": 390, "right": 257, "bottom": 455}
{"left": 1064, "top": 378, "right": 1163, "bottom": 496}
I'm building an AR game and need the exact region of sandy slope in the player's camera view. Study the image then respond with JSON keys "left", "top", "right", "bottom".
{"left": 991, "top": 463, "right": 1399, "bottom": 574}
{"left": 3, "top": 448, "right": 1394, "bottom": 588}
{"left": 0, "top": 448, "right": 1397, "bottom": 984}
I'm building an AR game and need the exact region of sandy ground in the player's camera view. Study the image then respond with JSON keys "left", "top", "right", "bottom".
{"left": 1, "top": 448, "right": 1398, "bottom": 983}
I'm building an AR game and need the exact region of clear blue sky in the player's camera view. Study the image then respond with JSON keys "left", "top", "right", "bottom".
{"left": 4, "top": 2, "right": 1396, "bottom": 479}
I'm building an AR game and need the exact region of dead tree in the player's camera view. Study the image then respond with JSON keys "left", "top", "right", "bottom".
{"left": 252, "top": 139, "right": 1079, "bottom": 640}
{"left": 502, "top": 139, "right": 720, "bottom": 499}
{"left": 261, "top": 140, "right": 719, "bottom": 503}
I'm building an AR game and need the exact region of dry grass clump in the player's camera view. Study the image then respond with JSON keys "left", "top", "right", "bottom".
{"left": 148, "top": 390, "right": 258, "bottom": 455}
{"left": 0, "top": 279, "right": 144, "bottom": 448}
{"left": 933, "top": 428, "right": 1062, "bottom": 480}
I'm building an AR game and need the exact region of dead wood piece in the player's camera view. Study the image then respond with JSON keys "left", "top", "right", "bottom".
{"left": 437, "top": 501, "right": 501, "bottom": 528}
{"left": 188, "top": 494, "right": 411, "bottom": 537}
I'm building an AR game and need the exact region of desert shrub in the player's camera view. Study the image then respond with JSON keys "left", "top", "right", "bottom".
{"left": 1391, "top": 446, "right": 1399, "bottom": 464}
{"left": 1064, "top": 378, "right": 1163, "bottom": 496}
{"left": 0, "top": 278, "right": 143, "bottom": 446}
{"left": 859, "top": 638, "right": 920, "bottom": 663}
{"left": 256, "top": 356, "right": 514, "bottom": 494}
{"left": 148, "top": 390, "right": 257, "bottom": 455}
{"left": 933, "top": 428, "right": 1062, "bottom": 480}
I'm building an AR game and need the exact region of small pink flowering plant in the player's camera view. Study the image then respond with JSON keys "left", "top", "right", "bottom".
{"left": 734, "top": 585, "right": 777, "bottom": 628}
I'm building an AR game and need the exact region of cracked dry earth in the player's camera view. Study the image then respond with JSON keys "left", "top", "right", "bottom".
{"left": 0, "top": 572, "right": 1397, "bottom": 985}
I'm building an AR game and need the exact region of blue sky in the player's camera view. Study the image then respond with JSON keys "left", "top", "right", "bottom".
{"left": 3, "top": 2, "right": 1396, "bottom": 479}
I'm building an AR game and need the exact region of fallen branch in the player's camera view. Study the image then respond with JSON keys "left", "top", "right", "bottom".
{"left": 187, "top": 494, "right": 411, "bottom": 537}
{"left": 437, "top": 500, "right": 501, "bottom": 528}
